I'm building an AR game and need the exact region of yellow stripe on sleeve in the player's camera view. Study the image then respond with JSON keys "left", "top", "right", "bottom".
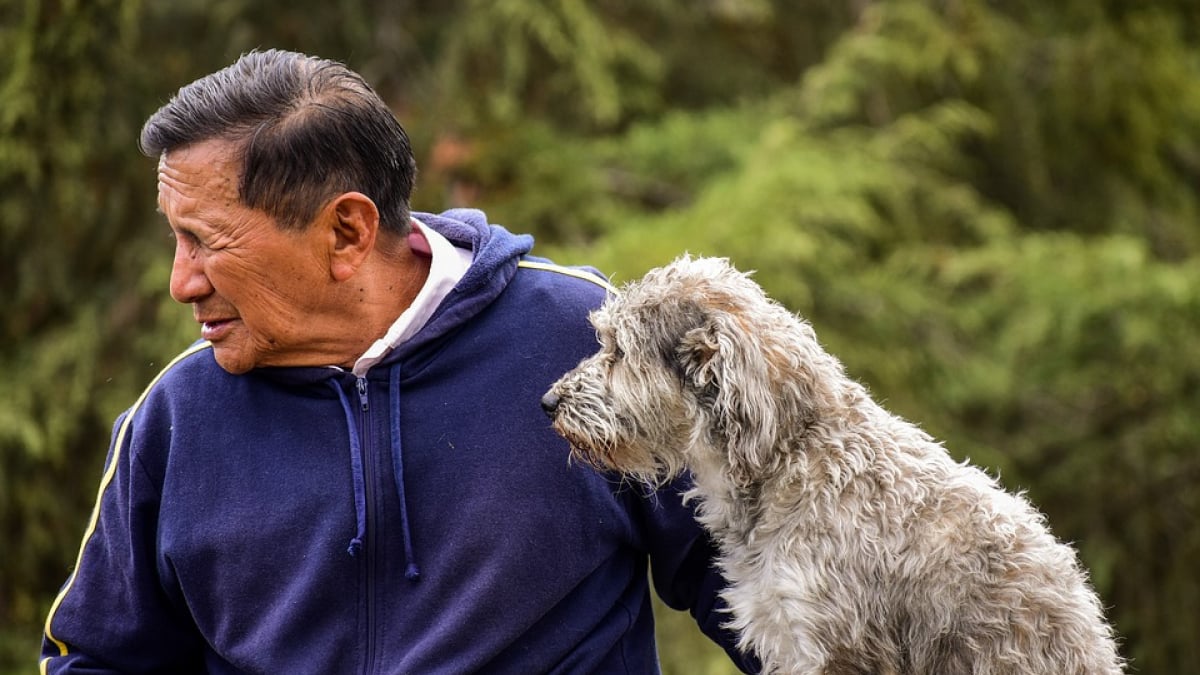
{"left": 41, "top": 341, "right": 213, "bottom": 669}
{"left": 517, "top": 260, "right": 618, "bottom": 294}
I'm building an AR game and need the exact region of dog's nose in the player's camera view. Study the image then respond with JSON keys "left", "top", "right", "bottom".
{"left": 540, "top": 391, "right": 560, "bottom": 418}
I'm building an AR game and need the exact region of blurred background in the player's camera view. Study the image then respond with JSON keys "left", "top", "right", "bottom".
{"left": 2, "top": 0, "right": 1198, "bottom": 672}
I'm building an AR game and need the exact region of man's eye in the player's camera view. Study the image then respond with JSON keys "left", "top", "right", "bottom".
{"left": 176, "top": 230, "right": 206, "bottom": 247}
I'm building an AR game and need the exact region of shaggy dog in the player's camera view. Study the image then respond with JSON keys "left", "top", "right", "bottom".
{"left": 541, "top": 256, "right": 1123, "bottom": 675}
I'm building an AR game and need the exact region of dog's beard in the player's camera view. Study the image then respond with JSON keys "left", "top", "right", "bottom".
{"left": 547, "top": 373, "right": 624, "bottom": 467}
{"left": 554, "top": 407, "right": 692, "bottom": 487}
{"left": 551, "top": 399, "right": 637, "bottom": 473}
{"left": 552, "top": 417, "right": 620, "bottom": 471}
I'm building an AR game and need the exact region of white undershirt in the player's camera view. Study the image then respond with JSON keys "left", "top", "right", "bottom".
{"left": 351, "top": 218, "right": 474, "bottom": 377}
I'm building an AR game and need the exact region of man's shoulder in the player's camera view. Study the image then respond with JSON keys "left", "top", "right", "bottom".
{"left": 511, "top": 258, "right": 616, "bottom": 315}
{"left": 516, "top": 258, "right": 617, "bottom": 295}
{"left": 130, "top": 340, "right": 213, "bottom": 388}
{"left": 119, "top": 341, "right": 225, "bottom": 416}
{"left": 148, "top": 340, "right": 221, "bottom": 388}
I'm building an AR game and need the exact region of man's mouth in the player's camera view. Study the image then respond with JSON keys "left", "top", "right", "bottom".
{"left": 200, "top": 318, "right": 237, "bottom": 341}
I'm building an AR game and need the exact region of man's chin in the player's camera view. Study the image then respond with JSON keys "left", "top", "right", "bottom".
{"left": 210, "top": 345, "right": 256, "bottom": 375}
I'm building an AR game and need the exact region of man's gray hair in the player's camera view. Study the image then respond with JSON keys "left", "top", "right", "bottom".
{"left": 141, "top": 49, "right": 416, "bottom": 234}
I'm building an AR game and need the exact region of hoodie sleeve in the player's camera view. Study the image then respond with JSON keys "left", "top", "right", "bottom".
{"left": 40, "top": 409, "right": 203, "bottom": 674}
{"left": 634, "top": 477, "right": 762, "bottom": 674}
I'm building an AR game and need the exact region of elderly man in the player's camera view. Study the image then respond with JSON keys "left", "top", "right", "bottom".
{"left": 40, "top": 50, "right": 755, "bottom": 674}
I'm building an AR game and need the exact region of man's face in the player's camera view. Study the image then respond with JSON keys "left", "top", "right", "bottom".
{"left": 158, "top": 139, "right": 332, "bottom": 374}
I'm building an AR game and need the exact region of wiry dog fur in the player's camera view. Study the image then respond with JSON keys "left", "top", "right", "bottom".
{"left": 542, "top": 256, "right": 1123, "bottom": 675}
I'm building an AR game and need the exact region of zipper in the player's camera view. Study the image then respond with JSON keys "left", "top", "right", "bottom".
{"left": 357, "top": 376, "right": 378, "bottom": 674}
{"left": 357, "top": 377, "right": 369, "bottom": 411}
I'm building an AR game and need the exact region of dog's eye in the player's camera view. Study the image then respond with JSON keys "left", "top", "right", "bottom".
{"left": 611, "top": 344, "right": 625, "bottom": 360}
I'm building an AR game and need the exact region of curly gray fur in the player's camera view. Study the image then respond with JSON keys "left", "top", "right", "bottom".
{"left": 544, "top": 255, "right": 1124, "bottom": 675}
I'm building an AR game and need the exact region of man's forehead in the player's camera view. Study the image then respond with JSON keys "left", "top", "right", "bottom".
{"left": 158, "top": 139, "right": 241, "bottom": 174}
{"left": 156, "top": 142, "right": 241, "bottom": 203}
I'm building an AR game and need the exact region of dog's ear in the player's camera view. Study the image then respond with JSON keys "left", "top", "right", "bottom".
{"left": 677, "top": 310, "right": 778, "bottom": 487}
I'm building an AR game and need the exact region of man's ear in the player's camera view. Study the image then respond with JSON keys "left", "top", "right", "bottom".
{"left": 327, "top": 192, "right": 379, "bottom": 281}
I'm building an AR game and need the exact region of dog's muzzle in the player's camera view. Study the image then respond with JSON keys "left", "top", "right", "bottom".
{"left": 540, "top": 391, "right": 560, "bottom": 418}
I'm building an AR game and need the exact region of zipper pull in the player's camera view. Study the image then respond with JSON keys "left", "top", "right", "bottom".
{"left": 356, "top": 377, "right": 369, "bottom": 411}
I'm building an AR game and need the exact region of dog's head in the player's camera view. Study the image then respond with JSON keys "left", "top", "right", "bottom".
{"left": 543, "top": 255, "right": 829, "bottom": 487}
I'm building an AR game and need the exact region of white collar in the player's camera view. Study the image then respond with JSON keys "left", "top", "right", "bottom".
{"left": 352, "top": 218, "right": 473, "bottom": 377}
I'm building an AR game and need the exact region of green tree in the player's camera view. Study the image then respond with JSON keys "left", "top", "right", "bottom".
{"left": 0, "top": 0, "right": 191, "bottom": 664}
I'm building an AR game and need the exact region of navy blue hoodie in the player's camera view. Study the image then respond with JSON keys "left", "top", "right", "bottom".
{"left": 41, "top": 210, "right": 753, "bottom": 674}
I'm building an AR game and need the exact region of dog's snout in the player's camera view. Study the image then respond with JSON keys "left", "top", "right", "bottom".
{"left": 540, "top": 391, "right": 560, "bottom": 418}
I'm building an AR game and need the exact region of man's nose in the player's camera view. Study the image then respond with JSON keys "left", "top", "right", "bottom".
{"left": 540, "top": 391, "right": 560, "bottom": 418}
{"left": 169, "top": 243, "right": 213, "bottom": 304}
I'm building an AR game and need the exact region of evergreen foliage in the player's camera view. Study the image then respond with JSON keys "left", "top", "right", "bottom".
{"left": 3, "top": 1, "right": 1196, "bottom": 672}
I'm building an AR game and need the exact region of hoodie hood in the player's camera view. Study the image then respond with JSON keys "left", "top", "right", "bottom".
{"left": 390, "top": 209, "right": 534, "bottom": 361}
